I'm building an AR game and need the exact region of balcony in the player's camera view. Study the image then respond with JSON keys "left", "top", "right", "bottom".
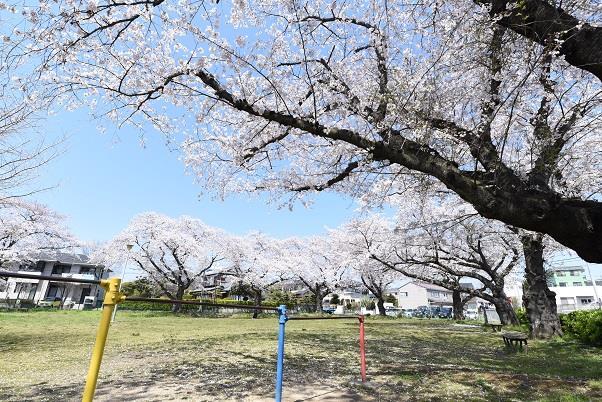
{"left": 60, "top": 273, "right": 97, "bottom": 282}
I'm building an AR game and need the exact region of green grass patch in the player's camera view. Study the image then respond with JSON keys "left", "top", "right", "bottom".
{"left": 0, "top": 311, "right": 600, "bottom": 401}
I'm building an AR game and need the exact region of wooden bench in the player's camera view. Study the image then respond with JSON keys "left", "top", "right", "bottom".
{"left": 502, "top": 332, "right": 528, "bottom": 353}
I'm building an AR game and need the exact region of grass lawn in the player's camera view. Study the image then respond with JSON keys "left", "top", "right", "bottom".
{"left": 0, "top": 310, "right": 601, "bottom": 401}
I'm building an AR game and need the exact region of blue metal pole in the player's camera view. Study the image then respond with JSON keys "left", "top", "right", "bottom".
{"left": 275, "top": 304, "right": 287, "bottom": 402}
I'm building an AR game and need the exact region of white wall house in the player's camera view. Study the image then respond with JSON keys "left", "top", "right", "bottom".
{"left": 390, "top": 281, "right": 453, "bottom": 309}
{"left": 550, "top": 284, "right": 601, "bottom": 313}
{"left": 0, "top": 253, "right": 109, "bottom": 309}
{"left": 323, "top": 289, "right": 374, "bottom": 306}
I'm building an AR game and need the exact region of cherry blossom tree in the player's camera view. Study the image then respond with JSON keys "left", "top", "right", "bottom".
{"left": 0, "top": 200, "right": 77, "bottom": 291}
{"left": 357, "top": 260, "right": 398, "bottom": 316}
{"left": 343, "top": 202, "right": 524, "bottom": 325}
{"left": 520, "top": 232, "right": 565, "bottom": 338}
{"left": 226, "top": 232, "right": 288, "bottom": 318}
{"left": 283, "top": 235, "right": 351, "bottom": 313}
{"left": 332, "top": 219, "right": 399, "bottom": 316}
{"left": 8, "top": 0, "right": 602, "bottom": 262}
{"left": 0, "top": 200, "right": 76, "bottom": 267}
{"left": 95, "top": 212, "right": 226, "bottom": 312}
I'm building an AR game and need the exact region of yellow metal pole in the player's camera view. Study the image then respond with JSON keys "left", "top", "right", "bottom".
{"left": 82, "top": 278, "right": 123, "bottom": 402}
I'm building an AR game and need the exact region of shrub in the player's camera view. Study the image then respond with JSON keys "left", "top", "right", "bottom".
{"left": 514, "top": 308, "right": 529, "bottom": 325}
{"left": 560, "top": 310, "right": 602, "bottom": 346}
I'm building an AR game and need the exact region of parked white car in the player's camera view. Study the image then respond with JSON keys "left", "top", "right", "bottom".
{"left": 385, "top": 307, "right": 404, "bottom": 317}
{"left": 464, "top": 309, "right": 478, "bottom": 320}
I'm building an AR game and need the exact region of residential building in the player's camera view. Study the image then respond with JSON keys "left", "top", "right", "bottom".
{"left": 551, "top": 284, "right": 601, "bottom": 313}
{"left": 189, "top": 268, "right": 236, "bottom": 299}
{"left": 390, "top": 281, "right": 453, "bottom": 309}
{"left": 546, "top": 266, "right": 593, "bottom": 287}
{"left": 0, "top": 253, "right": 109, "bottom": 309}
{"left": 323, "top": 289, "right": 371, "bottom": 306}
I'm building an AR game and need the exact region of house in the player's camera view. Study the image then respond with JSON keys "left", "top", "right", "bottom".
{"left": 550, "top": 284, "right": 602, "bottom": 313}
{"left": 544, "top": 264, "right": 602, "bottom": 312}
{"left": 323, "top": 288, "right": 373, "bottom": 306}
{"left": 279, "top": 280, "right": 311, "bottom": 298}
{"left": 189, "top": 268, "right": 236, "bottom": 299}
{"left": 0, "top": 253, "right": 109, "bottom": 309}
{"left": 547, "top": 266, "right": 593, "bottom": 287}
{"left": 390, "top": 281, "right": 453, "bottom": 309}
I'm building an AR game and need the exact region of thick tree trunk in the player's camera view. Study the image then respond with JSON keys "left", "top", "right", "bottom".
{"left": 480, "top": 305, "right": 489, "bottom": 324}
{"left": 171, "top": 287, "right": 185, "bottom": 313}
{"left": 492, "top": 294, "right": 519, "bottom": 325}
{"left": 377, "top": 298, "right": 386, "bottom": 316}
{"left": 452, "top": 290, "right": 466, "bottom": 320}
{"left": 315, "top": 290, "right": 324, "bottom": 313}
{"left": 521, "top": 234, "right": 563, "bottom": 339}
{"left": 252, "top": 291, "right": 262, "bottom": 319}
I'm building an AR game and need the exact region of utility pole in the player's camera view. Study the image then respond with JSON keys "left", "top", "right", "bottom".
{"left": 111, "top": 243, "right": 133, "bottom": 322}
{"left": 586, "top": 264, "right": 601, "bottom": 309}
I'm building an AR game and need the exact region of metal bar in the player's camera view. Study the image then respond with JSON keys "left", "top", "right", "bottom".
{"left": 287, "top": 316, "right": 358, "bottom": 320}
{"left": 0, "top": 270, "right": 101, "bottom": 285}
{"left": 358, "top": 315, "right": 367, "bottom": 382}
{"left": 123, "top": 296, "right": 280, "bottom": 311}
{"left": 82, "top": 278, "right": 123, "bottom": 402}
{"left": 275, "top": 304, "right": 287, "bottom": 402}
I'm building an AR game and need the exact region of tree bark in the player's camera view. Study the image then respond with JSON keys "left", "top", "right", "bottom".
{"left": 252, "top": 291, "right": 262, "bottom": 319}
{"left": 452, "top": 290, "right": 466, "bottom": 320}
{"left": 492, "top": 293, "right": 519, "bottom": 325}
{"left": 171, "top": 287, "right": 185, "bottom": 313}
{"left": 476, "top": 0, "right": 602, "bottom": 81}
{"left": 376, "top": 298, "right": 386, "bottom": 316}
{"left": 314, "top": 289, "right": 324, "bottom": 313}
{"left": 521, "top": 234, "right": 563, "bottom": 338}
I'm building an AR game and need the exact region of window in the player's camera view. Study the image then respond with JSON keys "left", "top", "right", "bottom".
{"left": 399, "top": 292, "right": 408, "bottom": 297}
{"left": 46, "top": 285, "right": 65, "bottom": 298}
{"left": 52, "top": 264, "right": 71, "bottom": 275}
{"left": 585, "top": 281, "right": 593, "bottom": 286}
{"left": 596, "top": 280, "right": 602, "bottom": 286}
{"left": 559, "top": 282, "right": 567, "bottom": 287}
{"left": 560, "top": 297, "right": 575, "bottom": 305}
{"left": 579, "top": 298, "right": 593, "bottom": 305}
{"left": 556, "top": 272, "right": 565, "bottom": 277}
{"left": 573, "top": 282, "right": 583, "bottom": 286}
{"left": 571, "top": 271, "right": 581, "bottom": 276}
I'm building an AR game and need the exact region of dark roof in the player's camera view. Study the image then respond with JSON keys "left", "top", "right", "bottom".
{"left": 409, "top": 281, "right": 452, "bottom": 292}
{"left": 34, "top": 252, "right": 103, "bottom": 267}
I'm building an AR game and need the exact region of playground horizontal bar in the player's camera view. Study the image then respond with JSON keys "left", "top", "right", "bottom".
{"left": 123, "top": 296, "right": 280, "bottom": 311}
{"left": 0, "top": 270, "right": 101, "bottom": 285}
{"left": 287, "top": 315, "right": 359, "bottom": 320}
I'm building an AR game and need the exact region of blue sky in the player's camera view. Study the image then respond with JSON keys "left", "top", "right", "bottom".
{"left": 32, "top": 108, "right": 360, "bottom": 243}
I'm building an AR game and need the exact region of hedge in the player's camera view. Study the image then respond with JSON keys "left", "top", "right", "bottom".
{"left": 119, "top": 298, "right": 281, "bottom": 312}
{"left": 560, "top": 310, "right": 602, "bottom": 347}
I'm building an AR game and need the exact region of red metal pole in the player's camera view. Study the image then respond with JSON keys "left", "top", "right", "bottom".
{"left": 358, "top": 315, "right": 367, "bottom": 383}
